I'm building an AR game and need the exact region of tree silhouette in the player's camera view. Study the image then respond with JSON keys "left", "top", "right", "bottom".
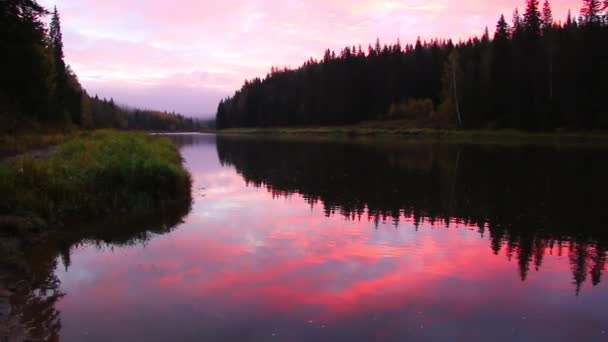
{"left": 512, "top": 8, "right": 524, "bottom": 36}
{"left": 542, "top": 0, "right": 554, "bottom": 30}
{"left": 0, "top": 2, "right": 201, "bottom": 132}
{"left": 217, "top": 0, "right": 608, "bottom": 131}
{"left": 49, "top": 7, "right": 64, "bottom": 74}
{"left": 581, "top": 0, "right": 604, "bottom": 24}
{"left": 524, "top": 0, "right": 542, "bottom": 37}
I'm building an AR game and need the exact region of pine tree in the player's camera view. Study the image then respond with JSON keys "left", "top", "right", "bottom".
{"left": 512, "top": 8, "right": 524, "bottom": 36}
{"left": 523, "top": 0, "right": 542, "bottom": 37}
{"left": 49, "top": 6, "right": 72, "bottom": 123}
{"left": 495, "top": 15, "right": 511, "bottom": 41}
{"left": 0, "top": 0, "right": 52, "bottom": 123}
{"left": 542, "top": 0, "right": 553, "bottom": 31}
{"left": 580, "top": 0, "right": 603, "bottom": 24}
{"left": 323, "top": 49, "right": 331, "bottom": 62}
{"left": 542, "top": 1, "right": 555, "bottom": 105}
{"left": 49, "top": 6, "right": 64, "bottom": 69}
{"left": 491, "top": 15, "right": 512, "bottom": 123}
{"left": 482, "top": 27, "right": 490, "bottom": 44}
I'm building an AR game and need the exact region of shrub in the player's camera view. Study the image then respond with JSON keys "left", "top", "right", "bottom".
{"left": 0, "top": 130, "right": 191, "bottom": 222}
{"left": 387, "top": 98, "right": 435, "bottom": 121}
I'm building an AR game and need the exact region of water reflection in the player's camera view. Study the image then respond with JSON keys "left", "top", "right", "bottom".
{"left": 216, "top": 136, "right": 608, "bottom": 292}
{"left": 2, "top": 134, "right": 608, "bottom": 341}
{"left": 0, "top": 194, "right": 191, "bottom": 341}
{"left": 0, "top": 243, "right": 63, "bottom": 341}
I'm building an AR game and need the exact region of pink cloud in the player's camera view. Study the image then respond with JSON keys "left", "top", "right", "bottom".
{"left": 40, "top": 0, "right": 584, "bottom": 116}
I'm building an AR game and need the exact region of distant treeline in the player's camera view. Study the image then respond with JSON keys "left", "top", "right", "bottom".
{"left": 0, "top": 0, "right": 205, "bottom": 133}
{"left": 217, "top": 0, "right": 608, "bottom": 131}
{"left": 82, "top": 95, "right": 211, "bottom": 132}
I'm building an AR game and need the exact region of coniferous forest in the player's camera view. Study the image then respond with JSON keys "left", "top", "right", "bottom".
{"left": 217, "top": 0, "right": 608, "bottom": 131}
{"left": 0, "top": 1, "right": 205, "bottom": 133}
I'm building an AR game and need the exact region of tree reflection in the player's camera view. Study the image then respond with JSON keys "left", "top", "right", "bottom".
{"left": 0, "top": 191, "right": 192, "bottom": 341}
{"left": 217, "top": 136, "right": 608, "bottom": 292}
{"left": 1, "top": 235, "right": 63, "bottom": 342}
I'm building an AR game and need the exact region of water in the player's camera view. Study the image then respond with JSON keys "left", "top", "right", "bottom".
{"left": 5, "top": 134, "right": 608, "bottom": 341}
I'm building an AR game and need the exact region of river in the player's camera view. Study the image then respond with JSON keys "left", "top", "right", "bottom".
{"left": 2, "top": 133, "right": 608, "bottom": 341}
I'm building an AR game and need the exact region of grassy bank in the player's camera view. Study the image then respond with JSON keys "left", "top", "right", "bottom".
{"left": 0, "top": 130, "right": 192, "bottom": 232}
{"left": 0, "top": 131, "right": 78, "bottom": 158}
{"left": 219, "top": 123, "right": 608, "bottom": 146}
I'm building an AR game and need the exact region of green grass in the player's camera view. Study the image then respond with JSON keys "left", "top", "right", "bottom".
{"left": 0, "top": 130, "right": 191, "bottom": 227}
{"left": 219, "top": 123, "right": 608, "bottom": 146}
{"left": 0, "top": 131, "right": 77, "bottom": 158}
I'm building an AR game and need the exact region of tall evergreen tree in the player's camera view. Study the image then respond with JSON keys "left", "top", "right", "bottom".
{"left": 49, "top": 6, "right": 64, "bottom": 70}
{"left": 566, "top": 9, "right": 574, "bottom": 26}
{"left": 495, "top": 14, "right": 511, "bottom": 40}
{"left": 49, "top": 5, "right": 71, "bottom": 123}
{"left": 541, "top": 1, "right": 555, "bottom": 121}
{"left": 580, "top": 0, "right": 604, "bottom": 24}
{"left": 0, "top": 0, "right": 52, "bottom": 127}
{"left": 491, "top": 15, "right": 514, "bottom": 126}
{"left": 523, "top": 0, "right": 542, "bottom": 37}
{"left": 542, "top": 0, "right": 554, "bottom": 31}
{"left": 49, "top": 6, "right": 84, "bottom": 124}
{"left": 512, "top": 8, "right": 524, "bottom": 36}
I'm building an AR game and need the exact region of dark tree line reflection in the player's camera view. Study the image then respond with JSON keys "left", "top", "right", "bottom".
{"left": 0, "top": 193, "right": 192, "bottom": 341}
{"left": 217, "top": 136, "right": 608, "bottom": 293}
{"left": 1, "top": 242, "right": 63, "bottom": 341}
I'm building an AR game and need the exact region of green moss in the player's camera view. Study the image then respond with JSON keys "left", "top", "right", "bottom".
{"left": 0, "top": 130, "right": 191, "bottom": 222}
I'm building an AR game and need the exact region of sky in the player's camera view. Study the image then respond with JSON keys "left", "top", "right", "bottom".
{"left": 39, "top": 0, "right": 583, "bottom": 118}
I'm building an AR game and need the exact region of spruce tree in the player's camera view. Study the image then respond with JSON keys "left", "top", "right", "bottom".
{"left": 49, "top": 6, "right": 71, "bottom": 123}
{"left": 49, "top": 6, "right": 65, "bottom": 74}
{"left": 542, "top": 0, "right": 553, "bottom": 31}
{"left": 491, "top": 15, "right": 512, "bottom": 123}
{"left": 542, "top": 1, "right": 555, "bottom": 108}
{"left": 580, "top": 0, "right": 603, "bottom": 24}
{"left": 512, "top": 8, "right": 524, "bottom": 36}
{"left": 495, "top": 15, "right": 511, "bottom": 41}
{"left": 482, "top": 27, "right": 490, "bottom": 44}
{"left": 523, "top": 0, "right": 542, "bottom": 37}
{"left": 0, "top": 0, "right": 52, "bottom": 124}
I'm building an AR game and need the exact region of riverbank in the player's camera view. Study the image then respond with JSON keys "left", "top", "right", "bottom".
{"left": 218, "top": 124, "right": 608, "bottom": 146}
{"left": 0, "top": 130, "right": 192, "bottom": 236}
{"left": 0, "top": 131, "right": 79, "bottom": 158}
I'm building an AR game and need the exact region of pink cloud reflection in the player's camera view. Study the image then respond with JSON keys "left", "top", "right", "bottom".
{"left": 53, "top": 141, "right": 608, "bottom": 341}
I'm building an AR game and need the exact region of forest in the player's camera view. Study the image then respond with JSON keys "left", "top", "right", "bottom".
{"left": 217, "top": 0, "right": 608, "bottom": 131}
{"left": 0, "top": 1, "right": 205, "bottom": 133}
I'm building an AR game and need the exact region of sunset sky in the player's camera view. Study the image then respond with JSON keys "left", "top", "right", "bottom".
{"left": 39, "top": 0, "right": 583, "bottom": 117}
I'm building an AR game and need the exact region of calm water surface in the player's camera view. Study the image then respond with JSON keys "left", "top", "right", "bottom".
{"left": 9, "top": 134, "right": 608, "bottom": 341}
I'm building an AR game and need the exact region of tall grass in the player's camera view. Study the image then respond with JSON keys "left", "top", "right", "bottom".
{"left": 0, "top": 132, "right": 74, "bottom": 158}
{"left": 0, "top": 130, "right": 191, "bottom": 223}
